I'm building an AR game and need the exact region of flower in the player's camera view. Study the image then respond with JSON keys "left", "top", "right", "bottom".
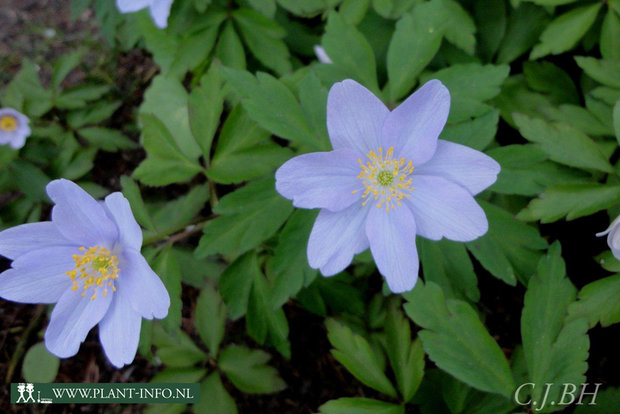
{"left": 116, "top": 0, "right": 174, "bottom": 29}
{"left": 596, "top": 215, "right": 620, "bottom": 259}
{"left": 0, "top": 107, "right": 31, "bottom": 149}
{"left": 313, "top": 45, "right": 333, "bottom": 64}
{"left": 275, "top": 79, "right": 500, "bottom": 293}
{"left": 0, "top": 179, "right": 170, "bottom": 367}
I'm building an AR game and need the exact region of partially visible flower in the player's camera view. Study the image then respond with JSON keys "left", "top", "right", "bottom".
{"left": 313, "top": 45, "right": 332, "bottom": 64}
{"left": 597, "top": 215, "right": 620, "bottom": 259}
{"left": 116, "top": 0, "right": 174, "bottom": 29}
{"left": 0, "top": 179, "right": 170, "bottom": 368}
{"left": 0, "top": 108, "right": 31, "bottom": 149}
{"left": 275, "top": 79, "right": 500, "bottom": 293}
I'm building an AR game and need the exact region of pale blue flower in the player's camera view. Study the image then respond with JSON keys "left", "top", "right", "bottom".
{"left": 275, "top": 80, "right": 500, "bottom": 293}
{"left": 116, "top": 0, "right": 174, "bottom": 29}
{"left": 0, "top": 179, "right": 170, "bottom": 367}
{"left": 313, "top": 45, "right": 332, "bottom": 64}
{"left": 597, "top": 215, "right": 620, "bottom": 259}
{"left": 0, "top": 108, "right": 31, "bottom": 149}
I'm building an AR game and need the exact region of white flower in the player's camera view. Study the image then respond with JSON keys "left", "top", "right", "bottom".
{"left": 313, "top": 45, "right": 333, "bottom": 64}
{"left": 0, "top": 108, "right": 31, "bottom": 149}
{"left": 116, "top": 0, "right": 174, "bottom": 29}
{"left": 597, "top": 215, "right": 620, "bottom": 259}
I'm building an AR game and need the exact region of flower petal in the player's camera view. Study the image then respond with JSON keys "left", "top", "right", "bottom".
{"left": 104, "top": 192, "right": 143, "bottom": 251}
{"left": 307, "top": 203, "right": 369, "bottom": 276}
{"left": 366, "top": 206, "right": 418, "bottom": 293}
{"left": 115, "top": 0, "right": 151, "bottom": 13}
{"left": 414, "top": 140, "right": 500, "bottom": 195}
{"left": 47, "top": 179, "right": 118, "bottom": 247}
{"left": 44, "top": 287, "right": 113, "bottom": 358}
{"left": 0, "top": 246, "right": 77, "bottom": 303}
{"left": 327, "top": 79, "right": 389, "bottom": 155}
{"left": 99, "top": 289, "right": 142, "bottom": 368}
{"left": 382, "top": 80, "right": 450, "bottom": 166}
{"left": 0, "top": 222, "right": 71, "bottom": 260}
{"left": 118, "top": 249, "right": 170, "bottom": 319}
{"left": 275, "top": 149, "right": 361, "bottom": 212}
{"left": 406, "top": 175, "right": 488, "bottom": 242}
{"left": 150, "top": 0, "right": 174, "bottom": 28}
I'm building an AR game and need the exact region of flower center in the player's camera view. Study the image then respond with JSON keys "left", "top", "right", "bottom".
{"left": 66, "top": 246, "right": 120, "bottom": 301}
{"left": 0, "top": 115, "right": 18, "bottom": 132}
{"left": 354, "top": 147, "right": 415, "bottom": 212}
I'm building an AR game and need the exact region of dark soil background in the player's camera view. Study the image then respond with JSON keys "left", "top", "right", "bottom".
{"left": 0, "top": 1, "right": 618, "bottom": 413}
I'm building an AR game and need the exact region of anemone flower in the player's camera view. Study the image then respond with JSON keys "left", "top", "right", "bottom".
{"left": 0, "top": 179, "right": 170, "bottom": 367}
{"left": 0, "top": 107, "right": 31, "bottom": 149}
{"left": 116, "top": 0, "right": 174, "bottom": 29}
{"left": 275, "top": 79, "right": 500, "bottom": 293}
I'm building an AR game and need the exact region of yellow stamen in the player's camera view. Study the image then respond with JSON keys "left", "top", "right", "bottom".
{"left": 66, "top": 246, "right": 120, "bottom": 301}
{"left": 0, "top": 115, "right": 18, "bottom": 132}
{"left": 356, "top": 146, "right": 415, "bottom": 212}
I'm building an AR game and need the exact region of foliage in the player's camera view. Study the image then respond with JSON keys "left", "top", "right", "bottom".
{"left": 2, "top": 0, "right": 620, "bottom": 411}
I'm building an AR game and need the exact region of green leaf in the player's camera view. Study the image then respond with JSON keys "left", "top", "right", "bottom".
{"left": 521, "top": 243, "right": 589, "bottom": 408}
{"left": 78, "top": 127, "right": 137, "bottom": 152}
{"left": 219, "top": 345, "right": 286, "bottom": 394}
{"left": 487, "top": 144, "right": 587, "bottom": 196}
{"left": 384, "top": 302, "right": 424, "bottom": 402}
{"left": 575, "top": 57, "right": 620, "bottom": 89}
{"left": 403, "top": 282, "right": 515, "bottom": 397}
{"left": 513, "top": 113, "right": 613, "bottom": 173}
{"left": 189, "top": 64, "right": 224, "bottom": 161}
{"left": 325, "top": 318, "right": 397, "bottom": 398}
{"left": 67, "top": 100, "right": 121, "bottom": 128}
{"left": 222, "top": 68, "right": 320, "bottom": 149}
{"left": 438, "top": 0, "right": 476, "bottom": 55}
{"left": 207, "top": 105, "right": 292, "bottom": 184}
{"left": 568, "top": 274, "right": 620, "bottom": 328}
{"left": 418, "top": 238, "right": 479, "bottom": 302}
{"left": 496, "top": 3, "right": 549, "bottom": 63}
{"left": 52, "top": 50, "right": 84, "bottom": 89}
{"left": 467, "top": 201, "right": 548, "bottom": 285}
{"left": 473, "top": 0, "right": 506, "bottom": 61}
{"left": 530, "top": 4, "right": 602, "bottom": 59}
{"left": 153, "top": 326, "right": 206, "bottom": 368}
{"left": 218, "top": 252, "right": 257, "bottom": 320}
{"left": 54, "top": 84, "right": 111, "bottom": 109}
{"left": 196, "top": 284, "right": 227, "bottom": 356}
{"left": 22, "top": 343, "right": 59, "bottom": 383}
{"left": 614, "top": 99, "right": 620, "bottom": 143}
{"left": 218, "top": 252, "right": 290, "bottom": 355}
{"left": 319, "top": 398, "right": 404, "bottom": 414}
{"left": 601, "top": 10, "right": 620, "bottom": 60}
{"left": 439, "top": 109, "right": 499, "bottom": 151}
{"left": 233, "top": 9, "right": 291, "bottom": 75}
{"left": 215, "top": 22, "right": 246, "bottom": 70}
{"left": 523, "top": 61, "right": 579, "bottom": 105}
{"left": 574, "top": 386, "right": 620, "bottom": 413}
{"left": 195, "top": 374, "right": 238, "bottom": 414}
{"left": 298, "top": 71, "right": 331, "bottom": 151}
{"left": 387, "top": 3, "right": 444, "bottom": 101}
{"left": 196, "top": 178, "right": 293, "bottom": 257}
{"left": 3, "top": 59, "right": 53, "bottom": 116}
{"left": 140, "top": 75, "right": 201, "bottom": 160}
{"left": 120, "top": 175, "right": 156, "bottom": 231}
{"left": 151, "top": 367, "right": 207, "bottom": 383}
{"left": 322, "top": 11, "right": 379, "bottom": 94}
{"left": 152, "top": 247, "right": 183, "bottom": 332}
{"left": 518, "top": 183, "right": 620, "bottom": 223}
{"left": 270, "top": 209, "right": 318, "bottom": 309}
{"left": 421, "top": 64, "right": 509, "bottom": 123}
{"left": 133, "top": 114, "right": 203, "bottom": 186}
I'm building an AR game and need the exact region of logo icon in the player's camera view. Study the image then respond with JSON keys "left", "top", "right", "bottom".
{"left": 15, "top": 383, "right": 36, "bottom": 403}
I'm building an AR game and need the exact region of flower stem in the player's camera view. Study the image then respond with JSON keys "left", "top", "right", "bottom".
{"left": 142, "top": 219, "right": 210, "bottom": 246}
